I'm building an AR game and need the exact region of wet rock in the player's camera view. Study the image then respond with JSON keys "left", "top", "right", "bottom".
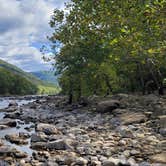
{"left": 8, "top": 101, "right": 18, "bottom": 107}
{"left": 4, "top": 112, "right": 21, "bottom": 119}
{"left": 0, "top": 119, "right": 17, "bottom": 127}
{"left": 97, "top": 100, "right": 120, "bottom": 113}
{"left": 0, "top": 139, "right": 3, "bottom": 146}
{"left": 0, "top": 145, "right": 27, "bottom": 158}
{"left": 0, "top": 125, "right": 8, "bottom": 130}
{"left": 150, "top": 153, "right": 166, "bottom": 164}
{"left": 5, "top": 133, "right": 29, "bottom": 145}
{"left": 36, "top": 123, "right": 61, "bottom": 135}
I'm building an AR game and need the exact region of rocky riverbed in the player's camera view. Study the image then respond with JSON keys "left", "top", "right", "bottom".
{"left": 0, "top": 94, "right": 165, "bottom": 166}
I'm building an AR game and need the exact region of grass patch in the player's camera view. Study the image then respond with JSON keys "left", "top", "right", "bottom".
{"left": 37, "top": 84, "right": 61, "bottom": 95}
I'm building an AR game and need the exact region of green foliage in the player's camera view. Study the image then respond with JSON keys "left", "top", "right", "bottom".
{"left": 0, "top": 67, "right": 38, "bottom": 95}
{"left": 48, "top": 0, "right": 166, "bottom": 101}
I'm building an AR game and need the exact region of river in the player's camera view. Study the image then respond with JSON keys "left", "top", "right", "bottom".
{"left": 0, "top": 97, "right": 36, "bottom": 157}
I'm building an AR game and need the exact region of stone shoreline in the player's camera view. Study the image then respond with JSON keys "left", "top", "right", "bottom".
{"left": 0, "top": 94, "right": 165, "bottom": 166}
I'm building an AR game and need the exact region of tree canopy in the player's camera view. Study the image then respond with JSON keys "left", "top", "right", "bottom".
{"left": 48, "top": 0, "right": 166, "bottom": 102}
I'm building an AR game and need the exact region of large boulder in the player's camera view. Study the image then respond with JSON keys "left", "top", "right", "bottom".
{"left": 31, "top": 139, "right": 73, "bottom": 151}
{"left": 36, "top": 123, "right": 61, "bottom": 135}
{"left": 119, "top": 112, "right": 147, "bottom": 125}
{"left": 96, "top": 100, "right": 120, "bottom": 113}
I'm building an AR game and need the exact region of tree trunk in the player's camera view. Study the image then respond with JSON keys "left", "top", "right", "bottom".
{"left": 68, "top": 79, "right": 73, "bottom": 104}
{"left": 137, "top": 63, "right": 145, "bottom": 94}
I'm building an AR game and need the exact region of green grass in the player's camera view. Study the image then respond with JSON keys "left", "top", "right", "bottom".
{"left": 37, "top": 84, "right": 61, "bottom": 95}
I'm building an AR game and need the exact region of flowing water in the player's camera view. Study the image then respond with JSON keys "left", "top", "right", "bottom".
{"left": 0, "top": 97, "right": 36, "bottom": 156}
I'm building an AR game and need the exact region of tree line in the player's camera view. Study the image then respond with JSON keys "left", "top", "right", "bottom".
{"left": 47, "top": 0, "right": 166, "bottom": 103}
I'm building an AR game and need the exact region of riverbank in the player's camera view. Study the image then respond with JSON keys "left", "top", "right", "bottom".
{"left": 0, "top": 94, "right": 165, "bottom": 165}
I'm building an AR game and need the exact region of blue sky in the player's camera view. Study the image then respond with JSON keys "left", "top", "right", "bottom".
{"left": 0, "top": 0, "right": 68, "bottom": 72}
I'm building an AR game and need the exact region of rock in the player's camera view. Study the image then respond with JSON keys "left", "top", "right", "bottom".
{"left": 0, "top": 139, "right": 3, "bottom": 146}
{"left": 4, "top": 112, "right": 21, "bottom": 119}
{"left": 0, "top": 145, "right": 27, "bottom": 158}
{"left": 91, "top": 160, "right": 101, "bottom": 166}
{"left": 97, "top": 100, "right": 120, "bottom": 113}
{"left": 36, "top": 123, "right": 60, "bottom": 135}
{"left": 120, "top": 112, "right": 147, "bottom": 125}
{"left": 73, "top": 157, "right": 88, "bottom": 166}
{"left": 139, "top": 162, "right": 151, "bottom": 166}
{"left": 8, "top": 101, "right": 18, "bottom": 107}
{"left": 31, "top": 139, "right": 73, "bottom": 151}
{"left": 118, "top": 126, "right": 134, "bottom": 138}
{"left": 0, "top": 119, "right": 17, "bottom": 127}
{"left": 0, "top": 125, "right": 8, "bottom": 130}
{"left": 5, "top": 134, "right": 28, "bottom": 145}
{"left": 150, "top": 153, "right": 166, "bottom": 163}
{"left": 157, "top": 115, "right": 166, "bottom": 128}
{"left": 46, "top": 139, "right": 73, "bottom": 150}
{"left": 14, "top": 151, "right": 28, "bottom": 158}
{"left": 31, "top": 132, "right": 47, "bottom": 142}
{"left": 31, "top": 142, "right": 46, "bottom": 150}
{"left": 130, "top": 149, "right": 141, "bottom": 156}
{"left": 159, "top": 128, "right": 166, "bottom": 136}
{"left": 102, "top": 159, "right": 116, "bottom": 166}
{"left": 127, "top": 158, "right": 138, "bottom": 166}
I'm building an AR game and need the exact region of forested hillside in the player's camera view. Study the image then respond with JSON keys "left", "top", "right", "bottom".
{"left": 0, "top": 59, "right": 59, "bottom": 95}
{"left": 47, "top": 0, "right": 166, "bottom": 102}
{"left": 0, "top": 67, "right": 37, "bottom": 95}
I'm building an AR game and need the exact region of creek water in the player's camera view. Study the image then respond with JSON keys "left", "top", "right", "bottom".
{"left": 0, "top": 98, "right": 36, "bottom": 156}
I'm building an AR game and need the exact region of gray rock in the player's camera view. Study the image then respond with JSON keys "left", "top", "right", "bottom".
{"left": 46, "top": 139, "right": 73, "bottom": 150}
{"left": 97, "top": 100, "right": 120, "bottom": 113}
{"left": 0, "top": 119, "right": 17, "bottom": 127}
{"left": 31, "top": 132, "right": 48, "bottom": 142}
{"left": 5, "top": 133, "right": 29, "bottom": 145}
{"left": 73, "top": 157, "right": 88, "bottom": 166}
{"left": 36, "top": 123, "right": 60, "bottom": 135}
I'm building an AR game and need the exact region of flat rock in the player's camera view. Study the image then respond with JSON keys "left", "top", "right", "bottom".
{"left": 120, "top": 112, "right": 147, "bottom": 125}
{"left": 150, "top": 153, "right": 166, "bottom": 164}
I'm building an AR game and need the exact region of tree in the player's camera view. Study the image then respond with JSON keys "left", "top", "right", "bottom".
{"left": 47, "top": 0, "right": 166, "bottom": 101}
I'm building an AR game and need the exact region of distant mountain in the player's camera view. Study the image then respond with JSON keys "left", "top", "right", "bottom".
{"left": 0, "top": 59, "right": 60, "bottom": 95}
{"left": 31, "top": 71, "right": 58, "bottom": 85}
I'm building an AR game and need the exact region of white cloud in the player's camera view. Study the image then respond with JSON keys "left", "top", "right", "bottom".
{"left": 0, "top": 0, "right": 68, "bottom": 71}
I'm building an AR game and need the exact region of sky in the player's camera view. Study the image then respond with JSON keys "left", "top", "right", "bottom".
{"left": 0, "top": 0, "right": 68, "bottom": 72}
